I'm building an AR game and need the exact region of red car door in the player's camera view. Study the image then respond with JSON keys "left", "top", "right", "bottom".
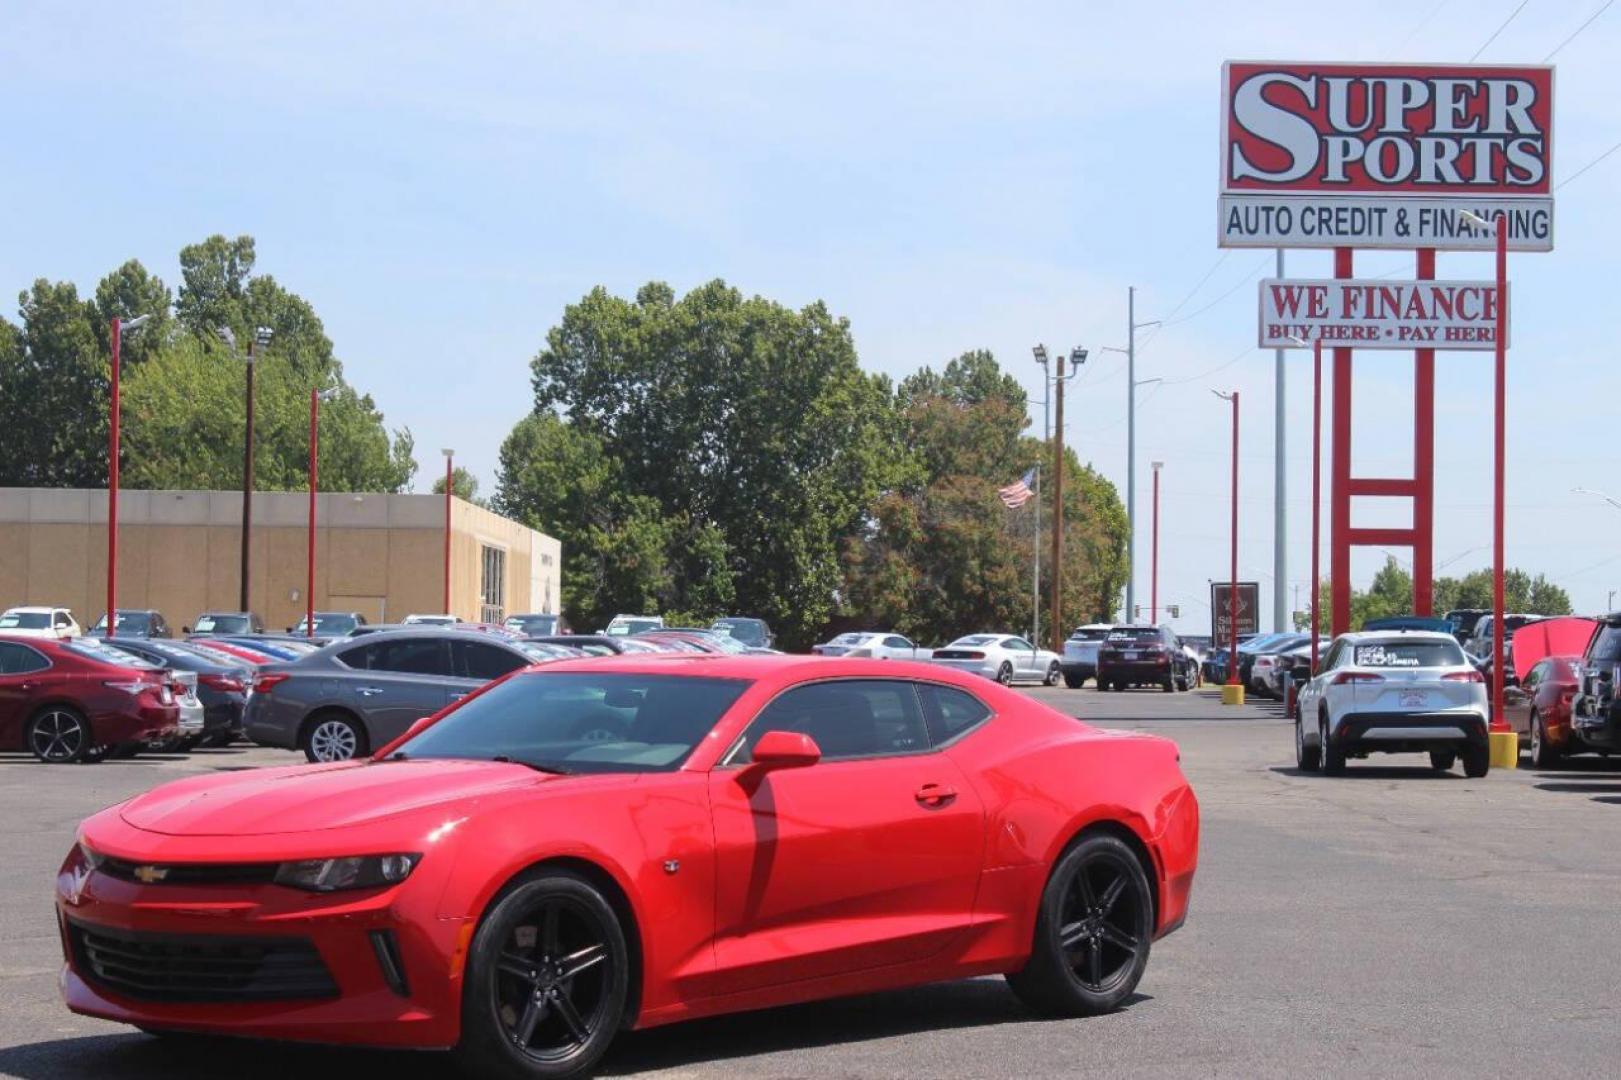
{"left": 705, "top": 678, "right": 984, "bottom": 994}
{"left": 0, "top": 641, "right": 50, "bottom": 748}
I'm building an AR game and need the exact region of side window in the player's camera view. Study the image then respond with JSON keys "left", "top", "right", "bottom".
{"left": 54, "top": 612, "right": 70, "bottom": 628}
{"left": 1006, "top": 637, "right": 1033, "bottom": 652}
{"left": 337, "top": 643, "right": 374, "bottom": 669}
{"left": 0, "top": 643, "right": 48, "bottom": 674}
{"left": 917, "top": 684, "right": 991, "bottom": 746}
{"left": 1591, "top": 626, "right": 1621, "bottom": 663}
{"left": 458, "top": 640, "right": 527, "bottom": 681}
{"left": 1318, "top": 641, "right": 1341, "bottom": 672}
{"left": 1522, "top": 660, "right": 1546, "bottom": 690}
{"left": 366, "top": 639, "right": 449, "bottom": 676}
{"left": 883, "top": 636, "right": 911, "bottom": 650}
{"left": 732, "top": 680, "right": 929, "bottom": 764}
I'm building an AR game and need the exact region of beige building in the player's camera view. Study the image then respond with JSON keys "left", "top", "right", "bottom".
{"left": 0, "top": 488, "right": 561, "bottom": 631}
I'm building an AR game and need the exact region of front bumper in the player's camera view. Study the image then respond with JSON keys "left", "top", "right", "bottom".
{"left": 56, "top": 833, "right": 466, "bottom": 1049}
{"left": 1333, "top": 710, "right": 1489, "bottom": 752}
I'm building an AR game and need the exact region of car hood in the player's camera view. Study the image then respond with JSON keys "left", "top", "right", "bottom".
{"left": 118, "top": 759, "right": 566, "bottom": 836}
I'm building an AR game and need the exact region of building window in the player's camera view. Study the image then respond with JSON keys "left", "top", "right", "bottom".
{"left": 480, "top": 544, "right": 506, "bottom": 624}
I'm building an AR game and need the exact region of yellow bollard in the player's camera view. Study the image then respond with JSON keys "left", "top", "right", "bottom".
{"left": 1220, "top": 683, "right": 1246, "bottom": 706}
{"left": 1487, "top": 730, "right": 1519, "bottom": 770}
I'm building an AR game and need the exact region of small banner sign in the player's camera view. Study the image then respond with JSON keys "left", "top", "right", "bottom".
{"left": 1211, "top": 581, "right": 1261, "bottom": 650}
{"left": 1258, "top": 278, "right": 1507, "bottom": 350}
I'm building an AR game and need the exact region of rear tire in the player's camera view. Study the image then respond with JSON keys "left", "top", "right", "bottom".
{"left": 1529, "top": 710, "right": 1562, "bottom": 769}
{"left": 301, "top": 712, "right": 369, "bottom": 763}
{"left": 1160, "top": 677, "right": 1174, "bottom": 693}
{"left": 1006, "top": 833, "right": 1153, "bottom": 1017}
{"left": 1429, "top": 749, "right": 1456, "bottom": 772}
{"left": 1045, "top": 662, "right": 1062, "bottom": 687}
{"left": 27, "top": 707, "right": 91, "bottom": 764}
{"left": 1462, "top": 742, "right": 1490, "bottom": 778}
{"left": 1319, "top": 715, "right": 1345, "bottom": 776}
{"left": 1295, "top": 711, "right": 1320, "bottom": 771}
{"left": 997, "top": 663, "right": 1014, "bottom": 686}
{"left": 1063, "top": 673, "right": 1085, "bottom": 690}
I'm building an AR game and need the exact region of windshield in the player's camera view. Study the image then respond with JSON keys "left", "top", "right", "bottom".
{"left": 507, "top": 615, "right": 559, "bottom": 634}
{"left": 92, "top": 612, "right": 152, "bottom": 633}
{"left": 952, "top": 635, "right": 997, "bottom": 646}
{"left": 398, "top": 672, "right": 750, "bottom": 773}
{"left": 1353, "top": 639, "right": 1466, "bottom": 668}
{"left": 194, "top": 615, "right": 249, "bottom": 634}
{"left": 297, "top": 614, "right": 358, "bottom": 634}
{"left": 0, "top": 612, "right": 50, "bottom": 629}
{"left": 606, "top": 618, "right": 661, "bottom": 636}
{"left": 66, "top": 640, "right": 162, "bottom": 669}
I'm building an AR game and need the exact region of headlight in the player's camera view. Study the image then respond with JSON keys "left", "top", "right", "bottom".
{"left": 76, "top": 841, "right": 103, "bottom": 870}
{"left": 273, "top": 853, "right": 420, "bottom": 892}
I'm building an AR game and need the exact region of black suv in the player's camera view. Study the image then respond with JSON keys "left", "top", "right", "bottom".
{"left": 1569, "top": 613, "right": 1621, "bottom": 754}
{"left": 1096, "top": 625, "right": 1197, "bottom": 693}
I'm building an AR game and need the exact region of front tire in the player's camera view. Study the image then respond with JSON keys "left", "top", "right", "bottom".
{"left": 1045, "top": 662, "right": 1062, "bottom": 687}
{"left": 27, "top": 707, "right": 91, "bottom": 763}
{"left": 996, "top": 663, "right": 1014, "bottom": 686}
{"left": 1462, "top": 742, "right": 1490, "bottom": 779}
{"left": 301, "top": 712, "right": 369, "bottom": 763}
{"left": 1429, "top": 749, "right": 1456, "bottom": 772}
{"left": 1319, "top": 714, "right": 1345, "bottom": 776}
{"left": 1063, "top": 672, "right": 1085, "bottom": 689}
{"left": 457, "top": 870, "right": 629, "bottom": 1080}
{"left": 1006, "top": 832, "right": 1153, "bottom": 1017}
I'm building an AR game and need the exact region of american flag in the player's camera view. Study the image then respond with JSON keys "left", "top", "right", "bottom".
{"left": 998, "top": 468, "right": 1036, "bottom": 509}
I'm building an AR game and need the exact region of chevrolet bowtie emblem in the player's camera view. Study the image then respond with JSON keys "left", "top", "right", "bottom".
{"left": 133, "top": 865, "right": 169, "bottom": 884}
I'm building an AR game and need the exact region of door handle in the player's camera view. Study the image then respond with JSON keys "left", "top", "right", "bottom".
{"left": 356, "top": 686, "right": 383, "bottom": 697}
{"left": 915, "top": 783, "right": 957, "bottom": 807}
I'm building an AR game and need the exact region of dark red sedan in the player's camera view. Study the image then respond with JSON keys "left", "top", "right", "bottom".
{"left": 0, "top": 635, "right": 180, "bottom": 763}
{"left": 1504, "top": 653, "right": 1582, "bottom": 767}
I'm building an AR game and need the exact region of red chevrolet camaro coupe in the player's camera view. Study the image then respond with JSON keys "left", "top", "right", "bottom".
{"left": 56, "top": 654, "right": 1200, "bottom": 1078}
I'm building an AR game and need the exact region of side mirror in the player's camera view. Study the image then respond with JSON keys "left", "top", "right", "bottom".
{"left": 750, "top": 731, "right": 821, "bottom": 770}
{"left": 182, "top": 626, "right": 191, "bottom": 634}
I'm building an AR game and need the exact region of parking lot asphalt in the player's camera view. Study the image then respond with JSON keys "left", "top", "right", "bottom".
{"left": 3, "top": 684, "right": 1619, "bottom": 1078}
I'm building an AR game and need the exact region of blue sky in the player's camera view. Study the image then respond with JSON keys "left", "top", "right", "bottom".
{"left": 4, "top": 1, "right": 1620, "bottom": 631}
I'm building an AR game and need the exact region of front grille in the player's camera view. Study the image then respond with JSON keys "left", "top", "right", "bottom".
{"left": 67, "top": 920, "right": 338, "bottom": 1002}
{"left": 96, "top": 856, "right": 278, "bottom": 886}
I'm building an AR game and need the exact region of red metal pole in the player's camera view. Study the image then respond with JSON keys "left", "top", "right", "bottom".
{"left": 307, "top": 389, "right": 317, "bottom": 638}
{"left": 1413, "top": 248, "right": 1437, "bottom": 616}
{"left": 1330, "top": 247, "right": 1353, "bottom": 635}
{"left": 107, "top": 318, "right": 120, "bottom": 639}
{"left": 1151, "top": 466, "right": 1160, "bottom": 624}
{"left": 1491, "top": 217, "right": 1509, "bottom": 732}
{"left": 1311, "top": 338, "right": 1321, "bottom": 670}
{"left": 1227, "top": 392, "right": 1240, "bottom": 685}
{"left": 443, "top": 454, "right": 454, "bottom": 615}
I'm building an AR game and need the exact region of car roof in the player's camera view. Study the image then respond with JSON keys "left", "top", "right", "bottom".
{"left": 5, "top": 606, "right": 60, "bottom": 614}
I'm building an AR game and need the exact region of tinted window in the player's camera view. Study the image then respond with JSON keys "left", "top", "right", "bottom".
{"left": 195, "top": 615, "right": 249, "bottom": 634}
{"left": 0, "top": 612, "right": 49, "bottom": 629}
{"left": 732, "top": 680, "right": 929, "bottom": 763}
{"left": 883, "top": 636, "right": 911, "bottom": 649}
{"left": 1069, "top": 627, "right": 1110, "bottom": 641}
{"left": 1522, "top": 660, "right": 1547, "bottom": 689}
{"left": 457, "top": 640, "right": 528, "bottom": 680}
{"left": 399, "top": 673, "right": 749, "bottom": 773}
{"left": 1590, "top": 626, "right": 1621, "bottom": 663}
{"left": 1107, "top": 627, "right": 1159, "bottom": 642}
{"left": 1005, "top": 638, "right": 1033, "bottom": 651}
{"left": 348, "top": 638, "right": 448, "bottom": 675}
{"left": 0, "top": 643, "right": 48, "bottom": 674}
{"left": 54, "top": 612, "right": 71, "bottom": 627}
{"left": 918, "top": 684, "right": 991, "bottom": 745}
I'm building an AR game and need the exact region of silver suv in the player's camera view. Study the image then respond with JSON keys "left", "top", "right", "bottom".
{"left": 243, "top": 629, "right": 563, "bottom": 762}
{"left": 1060, "top": 624, "right": 1113, "bottom": 688}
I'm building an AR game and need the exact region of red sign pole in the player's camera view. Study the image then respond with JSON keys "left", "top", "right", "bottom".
{"left": 107, "top": 318, "right": 121, "bottom": 639}
{"left": 307, "top": 389, "right": 318, "bottom": 638}
{"left": 1311, "top": 337, "right": 1322, "bottom": 670}
{"left": 1227, "top": 392, "right": 1240, "bottom": 685}
{"left": 443, "top": 453, "right": 454, "bottom": 616}
{"left": 1151, "top": 464, "right": 1160, "bottom": 624}
{"left": 1491, "top": 216, "right": 1510, "bottom": 734}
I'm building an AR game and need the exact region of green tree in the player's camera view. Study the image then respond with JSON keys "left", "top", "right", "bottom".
{"left": 1305, "top": 562, "right": 1573, "bottom": 633}
{"left": 1, "top": 279, "right": 107, "bottom": 487}
{"left": 90, "top": 260, "right": 173, "bottom": 367}
{"left": 431, "top": 466, "right": 483, "bottom": 505}
{"left": 502, "top": 280, "right": 908, "bottom": 645}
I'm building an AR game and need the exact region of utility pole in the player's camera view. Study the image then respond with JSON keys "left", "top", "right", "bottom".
{"left": 1051, "top": 350, "right": 1066, "bottom": 653}
{"left": 1126, "top": 286, "right": 1136, "bottom": 623}
{"left": 1032, "top": 464, "right": 1041, "bottom": 647}
{"left": 1273, "top": 248, "right": 1288, "bottom": 632}
{"left": 219, "top": 326, "right": 272, "bottom": 613}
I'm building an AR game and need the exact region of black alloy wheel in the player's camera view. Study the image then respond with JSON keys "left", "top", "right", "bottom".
{"left": 1007, "top": 832, "right": 1153, "bottom": 1016}
{"left": 997, "top": 663, "right": 1014, "bottom": 686}
{"left": 28, "top": 707, "right": 90, "bottom": 764}
{"left": 460, "top": 871, "right": 628, "bottom": 1079}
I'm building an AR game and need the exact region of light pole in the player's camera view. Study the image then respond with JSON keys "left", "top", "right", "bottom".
{"left": 1150, "top": 461, "right": 1163, "bottom": 624}
{"left": 1033, "top": 347, "right": 1050, "bottom": 648}
{"left": 1289, "top": 332, "right": 1323, "bottom": 670}
{"left": 218, "top": 326, "right": 273, "bottom": 612}
{"left": 1214, "top": 390, "right": 1240, "bottom": 701}
{"left": 1573, "top": 486, "right": 1621, "bottom": 512}
{"left": 307, "top": 388, "right": 339, "bottom": 637}
{"left": 1102, "top": 290, "right": 1162, "bottom": 623}
{"left": 1042, "top": 346, "right": 1085, "bottom": 651}
{"left": 105, "top": 314, "right": 152, "bottom": 638}
{"left": 1461, "top": 207, "right": 1511, "bottom": 750}
{"left": 442, "top": 449, "right": 455, "bottom": 616}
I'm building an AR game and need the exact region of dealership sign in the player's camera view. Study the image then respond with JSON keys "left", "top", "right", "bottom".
{"left": 1258, "top": 278, "right": 1506, "bottom": 350}
{"left": 1210, "top": 581, "right": 1260, "bottom": 650}
{"left": 1219, "top": 62, "right": 1554, "bottom": 251}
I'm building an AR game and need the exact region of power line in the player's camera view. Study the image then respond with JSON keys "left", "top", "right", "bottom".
{"left": 1136, "top": 252, "right": 1233, "bottom": 350}
{"left": 1555, "top": 137, "right": 1621, "bottom": 191}
{"left": 1543, "top": 0, "right": 1614, "bottom": 60}
{"left": 1469, "top": 0, "right": 1532, "bottom": 61}
{"left": 1397, "top": 0, "right": 1452, "bottom": 51}
{"left": 1158, "top": 256, "right": 1272, "bottom": 329}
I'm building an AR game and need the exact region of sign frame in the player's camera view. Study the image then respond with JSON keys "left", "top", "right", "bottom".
{"left": 1257, "top": 277, "right": 1508, "bottom": 351}
{"left": 1210, "top": 581, "right": 1261, "bottom": 650}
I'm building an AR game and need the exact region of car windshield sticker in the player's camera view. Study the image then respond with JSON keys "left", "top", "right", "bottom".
{"left": 1355, "top": 645, "right": 1419, "bottom": 667}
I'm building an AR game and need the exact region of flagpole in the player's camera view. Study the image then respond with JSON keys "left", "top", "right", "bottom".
{"left": 1033, "top": 463, "right": 1041, "bottom": 647}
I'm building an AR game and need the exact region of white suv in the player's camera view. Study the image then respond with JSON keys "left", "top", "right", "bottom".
{"left": 0, "top": 606, "right": 80, "bottom": 639}
{"left": 1294, "top": 631, "right": 1490, "bottom": 777}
